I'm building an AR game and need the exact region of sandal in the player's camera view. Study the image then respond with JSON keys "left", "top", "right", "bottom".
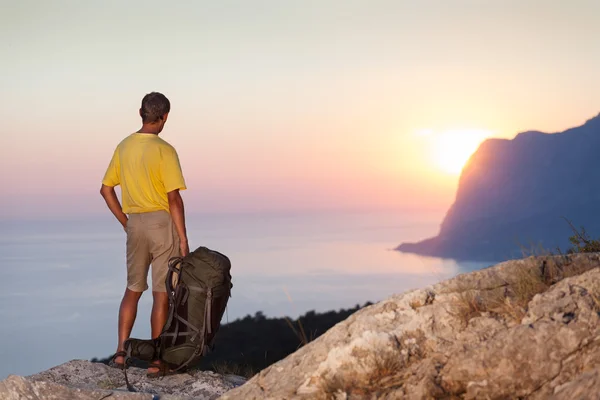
{"left": 109, "top": 351, "right": 127, "bottom": 370}
{"left": 147, "top": 361, "right": 176, "bottom": 378}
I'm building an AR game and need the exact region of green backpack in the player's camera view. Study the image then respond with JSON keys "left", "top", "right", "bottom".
{"left": 123, "top": 246, "right": 232, "bottom": 374}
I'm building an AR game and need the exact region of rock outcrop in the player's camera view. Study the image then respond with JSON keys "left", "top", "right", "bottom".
{"left": 0, "top": 359, "right": 245, "bottom": 400}
{"left": 398, "top": 113, "right": 600, "bottom": 261}
{"left": 220, "top": 253, "right": 600, "bottom": 399}
{"left": 2, "top": 254, "right": 599, "bottom": 399}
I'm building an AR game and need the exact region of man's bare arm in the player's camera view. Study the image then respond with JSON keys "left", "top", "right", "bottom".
{"left": 100, "top": 184, "right": 128, "bottom": 230}
{"left": 168, "top": 189, "right": 189, "bottom": 256}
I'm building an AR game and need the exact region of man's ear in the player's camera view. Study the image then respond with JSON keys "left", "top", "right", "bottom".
{"left": 139, "top": 108, "right": 143, "bottom": 118}
{"left": 161, "top": 113, "right": 169, "bottom": 123}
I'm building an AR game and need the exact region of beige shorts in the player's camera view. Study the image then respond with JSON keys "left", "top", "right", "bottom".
{"left": 125, "top": 210, "right": 180, "bottom": 292}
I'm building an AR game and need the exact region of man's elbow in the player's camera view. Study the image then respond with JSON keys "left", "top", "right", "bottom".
{"left": 167, "top": 190, "right": 183, "bottom": 207}
{"left": 100, "top": 184, "right": 113, "bottom": 198}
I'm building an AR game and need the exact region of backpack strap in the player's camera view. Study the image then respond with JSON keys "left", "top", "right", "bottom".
{"left": 205, "top": 288, "right": 213, "bottom": 335}
{"left": 163, "top": 287, "right": 214, "bottom": 373}
{"left": 162, "top": 257, "right": 184, "bottom": 336}
{"left": 166, "top": 256, "right": 183, "bottom": 296}
{"left": 122, "top": 347, "right": 136, "bottom": 392}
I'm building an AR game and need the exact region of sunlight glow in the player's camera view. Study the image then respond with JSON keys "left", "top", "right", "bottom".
{"left": 424, "top": 129, "right": 492, "bottom": 175}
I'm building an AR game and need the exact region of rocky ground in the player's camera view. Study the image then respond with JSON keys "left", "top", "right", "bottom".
{"left": 0, "top": 359, "right": 245, "bottom": 399}
{"left": 220, "top": 253, "right": 600, "bottom": 399}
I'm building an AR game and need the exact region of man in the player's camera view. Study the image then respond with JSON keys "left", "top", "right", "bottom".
{"left": 100, "top": 92, "right": 189, "bottom": 375}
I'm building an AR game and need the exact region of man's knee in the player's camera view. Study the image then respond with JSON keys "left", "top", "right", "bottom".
{"left": 124, "top": 288, "right": 144, "bottom": 300}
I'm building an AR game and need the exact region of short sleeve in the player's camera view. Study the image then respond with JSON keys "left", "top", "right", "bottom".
{"left": 160, "top": 146, "right": 187, "bottom": 193}
{"left": 102, "top": 149, "right": 121, "bottom": 187}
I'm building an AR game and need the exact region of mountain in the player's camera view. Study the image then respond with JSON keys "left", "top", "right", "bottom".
{"left": 397, "top": 113, "right": 600, "bottom": 261}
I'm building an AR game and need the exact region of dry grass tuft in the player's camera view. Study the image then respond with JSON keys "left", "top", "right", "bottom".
{"left": 284, "top": 315, "right": 316, "bottom": 348}
{"left": 586, "top": 283, "right": 600, "bottom": 315}
{"left": 321, "top": 330, "right": 427, "bottom": 399}
{"left": 409, "top": 299, "right": 423, "bottom": 310}
{"left": 210, "top": 361, "right": 256, "bottom": 378}
{"left": 494, "top": 266, "right": 548, "bottom": 321}
{"left": 591, "top": 292, "right": 600, "bottom": 314}
{"left": 451, "top": 265, "right": 549, "bottom": 325}
{"left": 519, "top": 241, "right": 555, "bottom": 259}
{"left": 409, "top": 291, "right": 435, "bottom": 311}
{"left": 452, "top": 289, "right": 487, "bottom": 327}
{"left": 452, "top": 255, "right": 598, "bottom": 325}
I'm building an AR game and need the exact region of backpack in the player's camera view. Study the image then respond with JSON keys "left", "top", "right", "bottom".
{"left": 123, "top": 246, "right": 232, "bottom": 374}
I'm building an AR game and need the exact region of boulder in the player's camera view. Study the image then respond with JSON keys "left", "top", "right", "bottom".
{"left": 219, "top": 253, "right": 600, "bottom": 399}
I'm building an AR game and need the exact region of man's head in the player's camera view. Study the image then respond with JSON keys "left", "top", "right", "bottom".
{"left": 139, "top": 92, "right": 170, "bottom": 131}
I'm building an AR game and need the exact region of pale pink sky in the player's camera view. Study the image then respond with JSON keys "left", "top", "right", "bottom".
{"left": 3, "top": 0, "right": 600, "bottom": 218}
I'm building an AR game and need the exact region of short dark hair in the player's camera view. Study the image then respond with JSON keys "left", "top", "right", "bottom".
{"left": 140, "top": 92, "right": 170, "bottom": 123}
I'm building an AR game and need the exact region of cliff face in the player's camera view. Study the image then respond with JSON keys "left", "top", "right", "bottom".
{"left": 220, "top": 253, "right": 600, "bottom": 399}
{"left": 398, "top": 113, "right": 600, "bottom": 261}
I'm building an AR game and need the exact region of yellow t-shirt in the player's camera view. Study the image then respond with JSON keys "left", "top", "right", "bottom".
{"left": 102, "top": 133, "right": 187, "bottom": 214}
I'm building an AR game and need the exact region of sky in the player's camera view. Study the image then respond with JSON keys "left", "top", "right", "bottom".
{"left": 3, "top": 0, "right": 600, "bottom": 218}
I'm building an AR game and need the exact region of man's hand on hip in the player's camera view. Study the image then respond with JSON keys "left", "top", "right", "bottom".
{"left": 100, "top": 184, "right": 128, "bottom": 230}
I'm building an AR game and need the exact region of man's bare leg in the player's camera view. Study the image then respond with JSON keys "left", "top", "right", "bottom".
{"left": 151, "top": 291, "right": 169, "bottom": 338}
{"left": 114, "top": 288, "right": 143, "bottom": 364}
{"left": 148, "top": 291, "right": 170, "bottom": 373}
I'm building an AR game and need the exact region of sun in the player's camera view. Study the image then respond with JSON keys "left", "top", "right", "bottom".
{"left": 426, "top": 129, "right": 491, "bottom": 175}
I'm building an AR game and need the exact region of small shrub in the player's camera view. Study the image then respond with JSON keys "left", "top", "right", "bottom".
{"left": 564, "top": 219, "right": 600, "bottom": 254}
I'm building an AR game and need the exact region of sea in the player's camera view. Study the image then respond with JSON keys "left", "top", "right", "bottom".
{"left": 0, "top": 210, "right": 492, "bottom": 379}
